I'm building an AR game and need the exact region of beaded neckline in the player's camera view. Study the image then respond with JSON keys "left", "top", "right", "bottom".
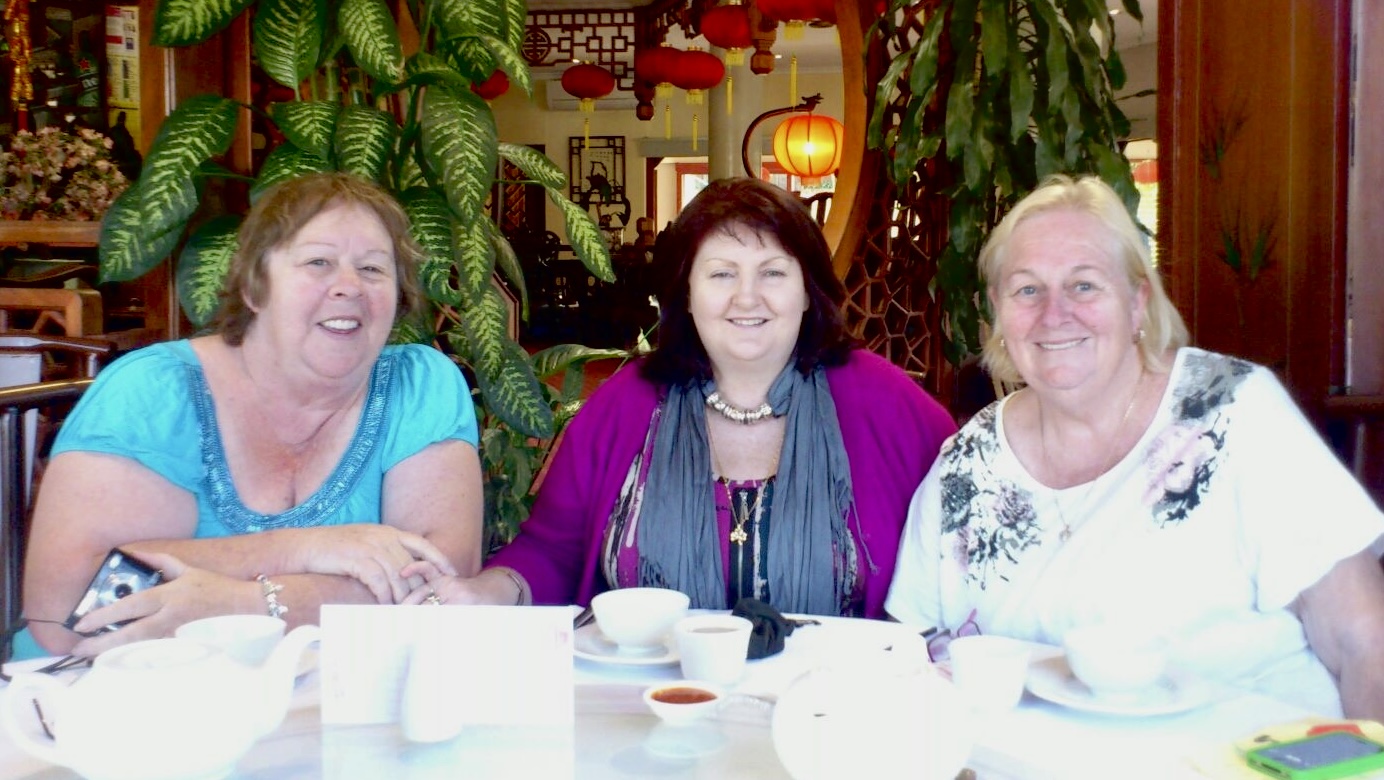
{"left": 190, "top": 354, "right": 394, "bottom": 534}
{"left": 705, "top": 390, "right": 773, "bottom": 424}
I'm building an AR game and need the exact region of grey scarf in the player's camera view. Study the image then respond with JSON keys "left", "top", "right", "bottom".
{"left": 636, "top": 362, "right": 855, "bottom": 614}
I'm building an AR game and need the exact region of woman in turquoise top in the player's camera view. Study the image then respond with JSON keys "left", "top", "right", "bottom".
{"left": 22, "top": 173, "right": 483, "bottom": 659}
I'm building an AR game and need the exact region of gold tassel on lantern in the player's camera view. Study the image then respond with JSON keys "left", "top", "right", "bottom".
{"left": 664, "top": 104, "right": 672, "bottom": 140}
{"left": 692, "top": 113, "right": 699, "bottom": 152}
{"left": 789, "top": 55, "right": 798, "bottom": 103}
{"left": 726, "top": 76, "right": 733, "bottom": 116}
{"left": 580, "top": 97, "right": 595, "bottom": 148}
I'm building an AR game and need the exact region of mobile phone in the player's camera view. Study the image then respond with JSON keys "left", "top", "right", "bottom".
{"left": 1245, "top": 731, "right": 1384, "bottom": 780}
{"left": 63, "top": 549, "right": 163, "bottom": 636}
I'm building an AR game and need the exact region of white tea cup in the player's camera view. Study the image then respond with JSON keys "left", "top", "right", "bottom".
{"left": 174, "top": 614, "right": 286, "bottom": 666}
{"left": 674, "top": 614, "right": 753, "bottom": 685}
{"left": 1063, "top": 624, "right": 1168, "bottom": 699}
{"left": 947, "top": 635, "right": 1031, "bottom": 712}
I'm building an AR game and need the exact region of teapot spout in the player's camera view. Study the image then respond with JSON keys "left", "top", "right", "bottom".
{"left": 256, "top": 624, "right": 321, "bottom": 737}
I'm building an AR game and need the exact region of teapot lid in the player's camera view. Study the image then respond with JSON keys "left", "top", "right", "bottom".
{"left": 98, "top": 638, "right": 218, "bottom": 671}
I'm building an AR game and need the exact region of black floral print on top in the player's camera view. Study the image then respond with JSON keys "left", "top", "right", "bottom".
{"left": 938, "top": 405, "right": 1042, "bottom": 589}
{"left": 1142, "top": 351, "right": 1253, "bottom": 526}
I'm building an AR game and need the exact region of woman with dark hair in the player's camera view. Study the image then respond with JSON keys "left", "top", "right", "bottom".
{"left": 21, "top": 173, "right": 482, "bottom": 660}
{"left": 407, "top": 178, "right": 956, "bottom": 617}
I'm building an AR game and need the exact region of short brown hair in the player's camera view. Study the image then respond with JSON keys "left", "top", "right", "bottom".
{"left": 211, "top": 173, "right": 427, "bottom": 345}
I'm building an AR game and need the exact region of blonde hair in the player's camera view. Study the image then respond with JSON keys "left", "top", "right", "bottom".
{"left": 211, "top": 173, "right": 426, "bottom": 345}
{"left": 978, "top": 174, "right": 1188, "bottom": 384}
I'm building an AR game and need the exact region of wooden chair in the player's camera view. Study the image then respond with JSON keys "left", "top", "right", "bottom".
{"left": 0, "top": 287, "right": 104, "bottom": 337}
{"left": 0, "top": 378, "right": 97, "bottom": 670}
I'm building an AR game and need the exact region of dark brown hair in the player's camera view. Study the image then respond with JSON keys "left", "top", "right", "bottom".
{"left": 211, "top": 173, "right": 426, "bottom": 345}
{"left": 641, "top": 177, "right": 855, "bottom": 387}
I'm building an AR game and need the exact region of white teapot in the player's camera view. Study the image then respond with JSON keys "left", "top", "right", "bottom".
{"left": 1, "top": 624, "right": 320, "bottom": 780}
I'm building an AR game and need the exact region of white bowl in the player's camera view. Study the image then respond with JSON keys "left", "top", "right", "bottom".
{"left": 643, "top": 681, "right": 725, "bottom": 725}
{"left": 590, "top": 588, "right": 689, "bottom": 652}
{"left": 1063, "top": 624, "right": 1168, "bottom": 698}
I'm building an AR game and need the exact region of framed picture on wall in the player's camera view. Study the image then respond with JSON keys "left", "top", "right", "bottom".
{"left": 569, "top": 136, "right": 631, "bottom": 238}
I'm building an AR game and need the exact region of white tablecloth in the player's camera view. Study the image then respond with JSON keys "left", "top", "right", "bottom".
{"left": 0, "top": 614, "right": 1319, "bottom": 779}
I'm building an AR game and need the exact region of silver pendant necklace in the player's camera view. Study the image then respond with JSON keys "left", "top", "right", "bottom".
{"left": 705, "top": 391, "right": 774, "bottom": 424}
{"left": 1039, "top": 371, "right": 1145, "bottom": 543}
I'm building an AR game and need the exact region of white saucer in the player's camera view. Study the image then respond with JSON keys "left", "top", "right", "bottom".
{"left": 1026, "top": 655, "right": 1213, "bottom": 716}
{"left": 573, "top": 623, "right": 680, "bottom": 667}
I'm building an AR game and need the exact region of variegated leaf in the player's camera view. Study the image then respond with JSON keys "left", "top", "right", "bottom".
{"left": 399, "top": 51, "right": 471, "bottom": 93}
{"left": 530, "top": 344, "right": 626, "bottom": 382}
{"left": 270, "top": 101, "right": 339, "bottom": 159}
{"left": 390, "top": 317, "right": 434, "bottom": 346}
{"left": 99, "top": 185, "right": 191, "bottom": 282}
{"left": 480, "top": 35, "right": 532, "bottom": 96}
{"left": 550, "top": 190, "right": 614, "bottom": 282}
{"left": 498, "top": 142, "right": 564, "bottom": 189}
{"left": 464, "top": 290, "right": 552, "bottom": 438}
{"left": 453, "top": 218, "right": 494, "bottom": 306}
{"left": 145, "top": 95, "right": 240, "bottom": 179}
{"left": 444, "top": 38, "right": 495, "bottom": 83}
{"left": 253, "top": 0, "right": 326, "bottom": 89}
{"left": 487, "top": 220, "right": 528, "bottom": 318}
{"left": 501, "top": 0, "right": 525, "bottom": 53}
{"left": 421, "top": 84, "right": 498, "bottom": 222}
{"left": 153, "top": 0, "right": 255, "bottom": 46}
{"left": 250, "top": 142, "right": 333, "bottom": 203}
{"left": 176, "top": 215, "right": 240, "bottom": 327}
{"left": 339, "top": 0, "right": 404, "bottom": 84}
{"left": 433, "top": 0, "right": 505, "bottom": 41}
{"left": 400, "top": 187, "right": 463, "bottom": 307}
{"left": 335, "top": 105, "right": 398, "bottom": 182}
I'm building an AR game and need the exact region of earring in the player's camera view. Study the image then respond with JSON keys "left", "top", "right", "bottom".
{"left": 1134, "top": 328, "right": 1146, "bottom": 344}
{"left": 999, "top": 336, "right": 1006, "bottom": 350}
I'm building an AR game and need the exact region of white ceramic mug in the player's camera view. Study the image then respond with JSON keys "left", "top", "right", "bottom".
{"left": 947, "top": 635, "right": 1031, "bottom": 712}
{"left": 674, "top": 614, "right": 753, "bottom": 685}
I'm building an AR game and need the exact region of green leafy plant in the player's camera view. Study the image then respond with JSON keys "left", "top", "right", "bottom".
{"left": 96, "top": 0, "right": 617, "bottom": 538}
{"left": 868, "top": 0, "right": 1141, "bottom": 364}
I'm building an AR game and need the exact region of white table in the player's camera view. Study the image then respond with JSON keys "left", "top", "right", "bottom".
{"left": 0, "top": 616, "right": 1318, "bottom": 779}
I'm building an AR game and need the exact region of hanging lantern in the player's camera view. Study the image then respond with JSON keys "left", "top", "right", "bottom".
{"left": 470, "top": 70, "right": 510, "bottom": 101}
{"left": 756, "top": 0, "right": 819, "bottom": 40}
{"left": 811, "top": 0, "right": 837, "bottom": 25}
{"left": 561, "top": 62, "right": 615, "bottom": 147}
{"left": 1132, "top": 159, "right": 1158, "bottom": 185}
{"left": 670, "top": 46, "right": 725, "bottom": 106}
{"left": 635, "top": 43, "right": 679, "bottom": 99}
{"left": 772, "top": 113, "right": 844, "bottom": 186}
{"left": 701, "top": 2, "right": 753, "bottom": 66}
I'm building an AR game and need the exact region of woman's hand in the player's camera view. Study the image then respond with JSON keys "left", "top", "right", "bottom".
{"left": 398, "top": 563, "right": 525, "bottom": 606}
{"left": 277, "top": 525, "right": 458, "bottom": 604}
{"left": 67, "top": 552, "right": 256, "bottom": 658}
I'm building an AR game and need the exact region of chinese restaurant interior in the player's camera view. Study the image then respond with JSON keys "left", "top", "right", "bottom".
{"left": 1, "top": 0, "right": 1383, "bottom": 778}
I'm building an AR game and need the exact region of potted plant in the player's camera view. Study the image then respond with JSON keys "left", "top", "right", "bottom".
{"left": 96, "top": 0, "right": 622, "bottom": 543}
{"left": 867, "top": 0, "right": 1142, "bottom": 363}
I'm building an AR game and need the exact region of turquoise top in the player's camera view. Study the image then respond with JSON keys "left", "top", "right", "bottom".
{"left": 52, "top": 339, "right": 478, "bottom": 534}
{"left": 11, "top": 340, "right": 476, "bottom": 662}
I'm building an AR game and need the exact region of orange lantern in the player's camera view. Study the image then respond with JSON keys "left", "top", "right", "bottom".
{"left": 561, "top": 62, "right": 615, "bottom": 147}
{"left": 470, "top": 70, "right": 510, "bottom": 101}
{"left": 701, "top": 3, "right": 753, "bottom": 66}
{"left": 772, "top": 113, "right": 844, "bottom": 186}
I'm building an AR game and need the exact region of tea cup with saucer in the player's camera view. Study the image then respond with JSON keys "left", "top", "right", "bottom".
{"left": 1062, "top": 623, "right": 1169, "bottom": 701}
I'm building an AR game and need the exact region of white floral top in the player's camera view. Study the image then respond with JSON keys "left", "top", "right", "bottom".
{"left": 887, "top": 348, "right": 1384, "bottom": 715}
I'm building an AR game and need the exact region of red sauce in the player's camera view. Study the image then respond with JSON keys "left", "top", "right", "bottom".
{"left": 651, "top": 687, "right": 718, "bottom": 705}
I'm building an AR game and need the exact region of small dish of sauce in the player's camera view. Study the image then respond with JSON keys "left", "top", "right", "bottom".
{"left": 651, "top": 686, "right": 719, "bottom": 705}
{"left": 643, "top": 681, "right": 725, "bottom": 724}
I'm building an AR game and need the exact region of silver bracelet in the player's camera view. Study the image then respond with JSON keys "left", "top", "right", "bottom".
{"left": 496, "top": 568, "right": 528, "bottom": 606}
{"left": 255, "top": 574, "right": 288, "bottom": 619}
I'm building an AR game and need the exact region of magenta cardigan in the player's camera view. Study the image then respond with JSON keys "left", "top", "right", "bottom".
{"left": 486, "top": 349, "right": 957, "bottom": 618}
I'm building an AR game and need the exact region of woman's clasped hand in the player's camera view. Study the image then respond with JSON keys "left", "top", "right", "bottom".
{"left": 20, "top": 173, "right": 483, "bottom": 659}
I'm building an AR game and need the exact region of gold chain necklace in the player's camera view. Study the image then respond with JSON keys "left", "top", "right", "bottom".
{"left": 708, "top": 423, "right": 782, "bottom": 546}
{"left": 1038, "top": 370, "right": 1145, "bottom": 542}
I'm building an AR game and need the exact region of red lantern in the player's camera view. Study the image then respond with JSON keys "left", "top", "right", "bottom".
{"left": 1132, "top": 159, "right": 1158, "bottom": 185}
{"left": 812, "top": 0, "right": 837, "bottom": 24}
{"left": 755, "top": 0, "right": 824, "bottom": 39}
{"left": 701, "top": 3, "right": 753, "bottom": 66}
{"left": 470, "top": 71, "right": 510, "bottom": 101}
{"left": 772, "top": 113, "right": 844, "bottom": 186}
{"left": 561, "top": 62, "right": 615, "bottom": 147}
{"left": 669, "top": 47, "right": 725, "bottom": 106}
{"left": 635, "top": 43, "right": 680, "bottom": 99}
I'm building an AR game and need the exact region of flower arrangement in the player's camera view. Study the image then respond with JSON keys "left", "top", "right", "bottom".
{"left": 0, "top": 126, "right": 130, "bottom": 221}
